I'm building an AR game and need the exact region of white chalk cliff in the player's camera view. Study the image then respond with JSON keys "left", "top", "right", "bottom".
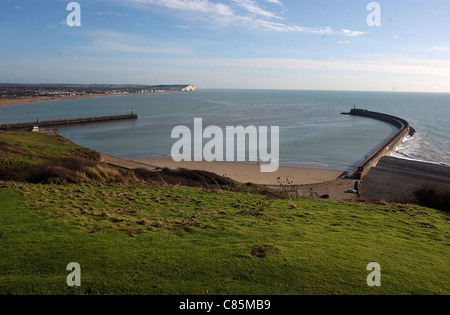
{"left": 182, "top": 85, "right": 196, "bottom": 92}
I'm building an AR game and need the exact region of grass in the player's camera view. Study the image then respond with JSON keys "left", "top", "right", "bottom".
{"left": 1, "top": 182, "right": 449, "bottom": 295}
{"left": 0, "top": 131, "right": 101, "bottom": 182}
{"left": 0, "top": 131, "right": 449, "bottom": 295}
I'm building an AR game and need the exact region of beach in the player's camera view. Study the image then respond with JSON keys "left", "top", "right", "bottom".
{"left": 100, "top": 155, "right": 359, "bottom": 200}
{"left": 0, "top": 95, "right": 108, "bottom": 107}
{"left": 138, "top": 159, "right": 344, "bottom": 186}
{"left": 0, "top": 91, "right": 170, "bottom": 107}
{"left": 103, "top": 155, "right": 450, "bottom": 202}
{"left": 104, "top": 156, "right": 343, "bottom": 186}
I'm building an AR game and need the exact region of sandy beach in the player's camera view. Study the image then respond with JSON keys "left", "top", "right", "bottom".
{"left": 132, "top": 158, "right": 343, "bottom": 186}
{"left": 101, "top": 155, "right": 357, "bottom": 200}
{"left": 102, "top": 154, "right": 342, "bottom": 186}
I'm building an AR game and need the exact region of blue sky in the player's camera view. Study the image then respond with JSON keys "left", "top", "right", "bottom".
{"left": 0, "top": 0, "right": 449, "bottom": 92}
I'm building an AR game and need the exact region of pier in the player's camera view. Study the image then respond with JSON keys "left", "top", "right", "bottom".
{"left": 341, "top": 108, "right": 416, "bottom": 179}
{"left": 0, "top": 112, "right": 138, "bottom": 131}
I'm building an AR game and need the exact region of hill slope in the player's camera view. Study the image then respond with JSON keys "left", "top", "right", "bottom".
{"left": 0, "top": 132, "right": 448, "bottom": 295}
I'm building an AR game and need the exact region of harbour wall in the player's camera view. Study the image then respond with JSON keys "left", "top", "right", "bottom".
{"left": 0, "top": 113, "right": 138, "bottom": 131}
{"left": 341, "top": 108, "right": 415, "bottom": 179}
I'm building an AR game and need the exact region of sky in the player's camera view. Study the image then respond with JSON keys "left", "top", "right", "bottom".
{"left": 0, "top": 0, "right": 449, "bottom": 92}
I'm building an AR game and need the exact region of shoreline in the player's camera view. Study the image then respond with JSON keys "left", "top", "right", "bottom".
{"left": 3, "top": 95, "right": 446, "bottom": 201}
{"left": 102, "top": 155, "right": 357, "bottom": 200}
{"left": 107, "top": 156, "right": 343, "bottom": 186}
{"left": 0, "top": 94, "right": 115, "bottom": 107}
{"left": 104, "top": 155, "right": 450, "bottom": 201}
{"left": 0, "top": 91, "right": 181, "bottom": 107}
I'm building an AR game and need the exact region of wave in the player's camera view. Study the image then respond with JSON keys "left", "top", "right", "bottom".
{"left": 392, "top": 133, "right": 449, "bottom": 167}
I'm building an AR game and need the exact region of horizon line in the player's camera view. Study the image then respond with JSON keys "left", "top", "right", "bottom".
{"left": 1, "top": 83, "right": 449, "bottom": 94}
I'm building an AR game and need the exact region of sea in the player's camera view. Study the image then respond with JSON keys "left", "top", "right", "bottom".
{"left": 0, "top": 90, "right": 448, "bottom": 171}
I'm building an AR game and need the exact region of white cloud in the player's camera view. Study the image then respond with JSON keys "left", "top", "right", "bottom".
{"left": 176, "top": 25, "right": 191, "bottom": 29}
{"left": 341, "top": 29, "right": 367, "bottom": 37}
{"left": 266, "top": 0, "right": 282, "bottom": 5}
{"left": 432, "top": 46, "right": 450, "bottom": 52}
{"left": 97, "top": 11, "right": 130, "bottom": 17}
{"left": 124, "top": 0, "right": 365, "bottom": 37}
{"left": 126, "top": 0, "right": 234, "bottom": 16}
{"left": 231, "top": 0, "right": 281, "bottom": 19}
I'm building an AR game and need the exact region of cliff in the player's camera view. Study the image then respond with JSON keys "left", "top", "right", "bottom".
{"left": 181, "top": 85, "right": 196, "bottom": 92}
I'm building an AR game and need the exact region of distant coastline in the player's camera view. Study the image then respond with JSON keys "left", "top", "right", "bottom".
{"left": 0, "top": 84, "right": 196, "bottom": 107}
{"left": 0, "top": 94, "right": 117, "bottom": 107}
{"left": 0, "top": 92, "right": 164, "bottom": 107}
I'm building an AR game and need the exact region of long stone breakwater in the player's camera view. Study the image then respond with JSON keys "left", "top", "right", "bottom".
{"left": 341, "top": 108, "right": 416, "bottom": 180}
{"left": 0, "top": 113, "right": 138, "bottom": 131}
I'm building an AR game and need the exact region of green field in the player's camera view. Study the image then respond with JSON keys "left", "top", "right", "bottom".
{"left": 0, "top": 132, "right": 449, "bottom": 295}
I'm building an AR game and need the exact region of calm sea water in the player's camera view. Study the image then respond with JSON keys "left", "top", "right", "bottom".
{"left": 0, "top": 90, "right": 448, "bottom": 171}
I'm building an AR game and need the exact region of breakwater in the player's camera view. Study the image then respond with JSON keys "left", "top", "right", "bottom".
{"left": 341, "top": 108, "right": 416, "bottom": 179}
{"left": 0, "top": 113, "right": 138, "bottom": 131}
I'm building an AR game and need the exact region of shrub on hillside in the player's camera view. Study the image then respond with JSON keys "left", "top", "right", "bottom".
{"left": 133, "top": 167, "right": 289, "bottom": 198}
{"left": 28, "top": 157, "right": 96, "bottom": 183}
{"left": 414, "top": 185, "right": 450, "bottom": 212}
{"left": 28, "top": 157, "right": 131, "bottom": 184}
{"left": 134, "top": 167, "right": 237, "bottom": 189}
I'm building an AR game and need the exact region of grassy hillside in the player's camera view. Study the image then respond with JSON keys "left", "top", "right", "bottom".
{"left": 0, "top": 131, "right": 102, "bottom": 182}
{"left": 0, "top": 131, "right": 449, "bottom": 295}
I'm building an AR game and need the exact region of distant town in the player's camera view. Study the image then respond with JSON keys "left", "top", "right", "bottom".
{"left": 0, "top": 83, "right": 196, "bottom": 100}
